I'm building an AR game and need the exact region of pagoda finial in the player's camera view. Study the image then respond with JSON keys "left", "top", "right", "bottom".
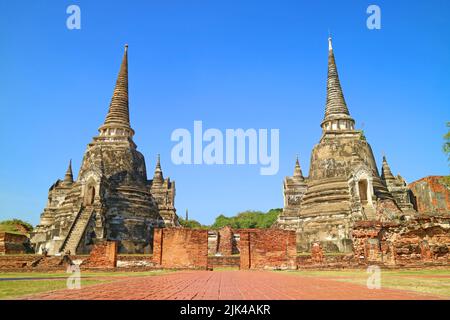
{"left": 293, "top": 155, "right": 304, "bottom": 180}
{"left": 64, "top": 159, "right": 73, "bottom": 184}
{"left": 381, "top": 155, "right": 395, "bottom": 182}
{"left": 322, "top": 36, "right": 355, "bottom": 132}
{"left": 153, "top": 154, "right": 164, "bottom": 185}
{"left": 98, "top": 44, "right": 134, "bottom": 137}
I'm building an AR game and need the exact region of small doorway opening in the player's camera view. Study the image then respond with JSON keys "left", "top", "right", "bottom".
{"left": 85, "top": 186, "right": 95, "bottom": 205}
{"left": 358, "top": 179, "right": 368, "bottom": 203}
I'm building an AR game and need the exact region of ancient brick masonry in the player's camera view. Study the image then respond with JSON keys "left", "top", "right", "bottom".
{"left": 311, "top": 243, "right": 324, "bottom": 264}
{"left": 208, "top": 226, "right": 239, "bottom": 256}
{"left": 409, "top": 176, "right": 450, "bottom": 214}
{"left": 0, "top": 232, "right": 31, "bottom": 254}
{"left": 239, "top": 229, "right": 297, "bottom": 270}
{"left": 82, "top": 241, "right": 118, "bottom": 268}
{"left": 352, "top": 216, "right": 450, "bottom": 266}
{"left": 152, "top": 228, "right": 209, "bottom": 269}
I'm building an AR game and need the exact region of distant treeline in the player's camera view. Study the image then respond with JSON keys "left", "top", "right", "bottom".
{"left": 178, "top": 208, "right": 282, "bottom": 229}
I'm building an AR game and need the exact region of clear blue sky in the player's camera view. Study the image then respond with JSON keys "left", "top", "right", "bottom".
{"left": 0, "top": 0, "right": 449, "bottom": 226}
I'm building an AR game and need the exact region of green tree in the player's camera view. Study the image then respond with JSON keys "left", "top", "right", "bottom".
{"left": 444, "top": 122, "right": 450, "bottom": 161}
{"left": 178, "top": 217, "right": 206, "bottom": 229}
{"left": 444, "top": 122, "right": 450, "bottom": 185}
{"left": 211, "top": 209, "right": 281, "bottom": 229}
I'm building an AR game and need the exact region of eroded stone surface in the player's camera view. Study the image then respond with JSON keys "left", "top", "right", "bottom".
{"left": 31, "top": 46, "right": 178, "bottom": 255}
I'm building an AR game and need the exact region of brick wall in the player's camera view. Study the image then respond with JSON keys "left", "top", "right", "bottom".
{"left": 152, "top": 228, "right": 209, "bottom": 269}
{"left": 0, "top": 232, "right": 30, "bottom": 255}
{"left": 408, "top": 176, "right": 450, "bottom": 214}
{"left": 239, "top": 229, "right": 297, "bottom": 270}
{"left": 81, "top": 241, "right": 118, "bottom": 268}
{"left": 352, "top": 216, "right": 450, "bottom": 266}
{"left": 0, "top": 255, "right": 37, "bottom": 270}
{"left": 208, "top": 255, "right": 240, "bottom": 269}
{"left": 217, "top": 226, "right": 236, "bottom": 256}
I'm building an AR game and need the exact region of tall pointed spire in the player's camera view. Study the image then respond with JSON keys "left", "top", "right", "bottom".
{"left": 153, "top": 154, "right": 164, "bottom": 185}
{"left": 381, "top": 156, "right": 395, "bottom": 183}
{"left": 293, "top": 155, "right": 304, "bottom": 181}
{"left": 63, "top": 159, "right": 73, "bottom": 184}
{"left": 98, "top": 44, "right": 134, "bottom": 137}
{"left": 321, "top": 37, "right": 355, "bottom": 132}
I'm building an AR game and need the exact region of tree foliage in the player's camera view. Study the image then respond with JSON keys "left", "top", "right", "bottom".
{"left": 444, "top": 122, "right": 450, "bottom": 162}
{"left": 178, "top": 208, "right": 282, "bottom": 229}
{"left": 178, "top": 217, "right": 208, "bottom": 229}
{"left": 0, "top": 219, "right": 33, "bottom": 233}
{"left": 444, "top": 122, "right": 450, "bottom": 186}
{"left": 211, "top": 209, "right": 282, "bottom": 229}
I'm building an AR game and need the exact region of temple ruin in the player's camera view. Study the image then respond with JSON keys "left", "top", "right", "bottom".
{"left": 276, "top": 37, "right": 419, "bottom": 252}
{"left": 31, "top": 45, "right": 178, "bottom": 255}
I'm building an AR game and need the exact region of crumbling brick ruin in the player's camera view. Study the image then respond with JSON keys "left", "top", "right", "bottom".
{"left": 352, "top": 216, "right": 450, "bottom": 266}
{"left": 152, "top": 228, "right": 209, "bottom": 269}
{"left": 409, "top": 176, "right": 450, "bottom": 214}
{"left": 2, "top": 39, "right": 448, "bottom": 273}
{"left": 82, "top": 241, "right": 118, "bottom": 268}
{"left": 0, "top": 232, "right": 31, "bottom": 255}
{"left": 275, "top": 37, "right": 448, "bottom": 256}
{"left": 208, "top": 226, "right": 239, "bottom": 256}
{"left": 31, "top": 45, "right": 178, "bottom": 256}
{"left": 239, "top": 229, "right": 297, "bottom": 270}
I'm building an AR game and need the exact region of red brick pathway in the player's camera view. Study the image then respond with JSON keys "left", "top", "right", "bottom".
{"left": 23, "top": 271, "right": 442, "bottom": 300}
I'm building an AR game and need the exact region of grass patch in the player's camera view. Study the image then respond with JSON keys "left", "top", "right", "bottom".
{"left": 0, "top": 279, "right": 106, "bottom": 299}
{"left": 283, "top": 268, "right": 450, "bottom": 298}
{"left": 0, "top": 270, "right": 171, "bottom": 299}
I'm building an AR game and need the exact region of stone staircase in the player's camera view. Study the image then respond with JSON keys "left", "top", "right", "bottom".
{"left": 362, "top": 203, "right": 377, "bottom": 220}
{"left": 59, "top": 206, "right": 95, "bottom": 254}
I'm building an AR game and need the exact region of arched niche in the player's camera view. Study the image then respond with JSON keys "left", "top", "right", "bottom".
{"left": 351, "top": 166, "right": 374, "bottom": 207}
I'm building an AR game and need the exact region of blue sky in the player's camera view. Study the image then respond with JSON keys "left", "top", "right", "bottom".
{"left": 0, "top": 0, "right": 449, "bottom": 226}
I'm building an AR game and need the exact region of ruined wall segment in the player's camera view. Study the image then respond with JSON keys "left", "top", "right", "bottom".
{"left": 82, "top": 241, "right": 118, "bottom": 268}
{"left": 239, "top": 229, "right": 297, "bottom": 270}
{"left": 408, "top": 176, "right": 450, "bottom": 214}
{"left": 152, "top": 228, "right": 209, "bottom": 269}
{"left": 0, "top": 233, "right": 31, "bottom": 255}
{"left": 352, "top": 217, "right": 450, "bottom": 265}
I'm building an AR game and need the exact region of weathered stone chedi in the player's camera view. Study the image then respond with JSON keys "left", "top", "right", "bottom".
{"left": 31, "top": 45, "right": 178, "bottom": 255}
{"left": 276, "top": 38, "right": 419, "bottom": 252}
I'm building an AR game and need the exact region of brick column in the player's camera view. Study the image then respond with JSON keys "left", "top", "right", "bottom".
{"left": 152, "top": 228, "right": 163, "bottom": 265}
{"left": 239, "top": 232, "right": 251, "bottom": 269}
{"left": 106, "top": 241, "right": 118, "bottom": 267}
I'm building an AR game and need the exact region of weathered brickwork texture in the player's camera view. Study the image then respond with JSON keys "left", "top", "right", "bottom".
{"left": 208, "top": 227, "right": 239, "bottom": 256}
{"left": 0, "top": 232, "right": 30, "bottom": 255}
{"left": 352, "top": 216, "right": 450, "bottom": 266}
{"left": 82, "top": 241, "right": 118, "bottom": 268}
{"left": 152, "top": 228, "right": 209, "bottom": 269}
{"left": 208, "top": 255, "right": 240, "bottom": 269}
{"left": 239, "top": 229, "right": 297, "bottom": 270}
{"left": 409, "top": 176, "right": 450, "bottom": 214}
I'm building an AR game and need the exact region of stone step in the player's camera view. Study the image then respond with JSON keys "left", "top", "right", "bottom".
{"left": 60, "top": 208, "right": 94, "bottom": 254}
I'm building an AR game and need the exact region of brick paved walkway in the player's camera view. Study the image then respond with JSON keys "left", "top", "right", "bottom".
{"left": 23, "top": 271, "right": 442, "bottom": 300}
